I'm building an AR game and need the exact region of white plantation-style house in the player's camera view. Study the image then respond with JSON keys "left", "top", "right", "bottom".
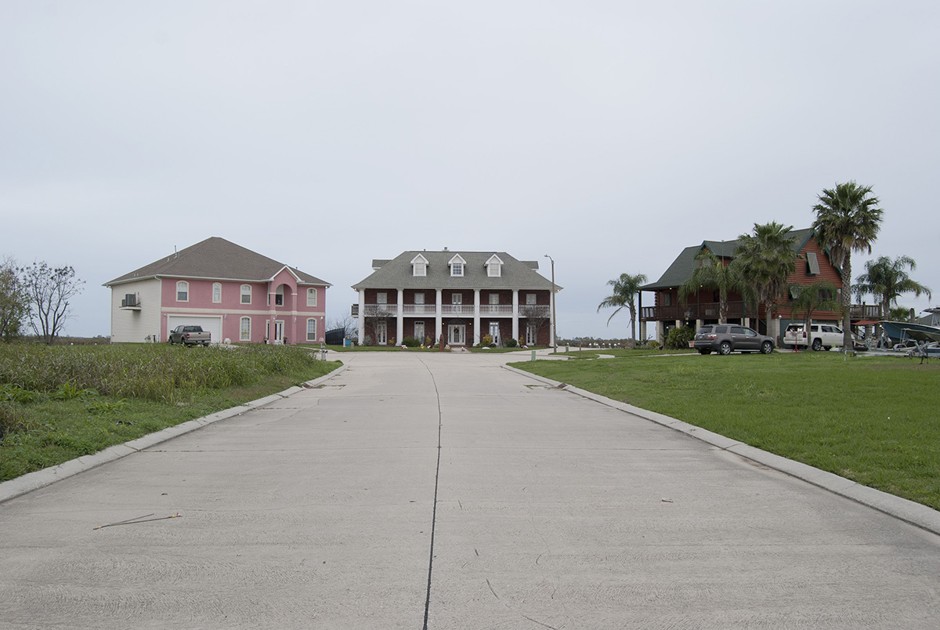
{"left": 351, "top": 250, "right": 560, "bottom": 347}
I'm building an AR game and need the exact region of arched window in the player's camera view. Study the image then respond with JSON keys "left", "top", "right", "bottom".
{"left": 240, "top": 317, "right": 251, "bottom": 341}
{"left": 240, "top": 284, "right": 251, "bottom": 304}
{"left": 212, "top": 282, "right": 222, "bottom": 303}
{"left": 307, "top": 288, "right": 318, "bottom": 307}
{"left": 176, "top": 281, "right": 189, "bottom": 302}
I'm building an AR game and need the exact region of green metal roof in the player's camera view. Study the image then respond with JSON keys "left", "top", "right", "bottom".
{"left": 641, "top": 228, "right": 816, "bottom": 290}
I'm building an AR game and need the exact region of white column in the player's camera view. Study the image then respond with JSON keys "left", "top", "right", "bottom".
{"left": 435, "top": 289, "right": 443, "bottom": 346}
{"left": 473, "top": 289, "right": 481, "bottom": 346}
{"left": 396, "top": 288, "right": 404, "bottom": 345}
{"left": 357, "top": 289, "right": 365, "bottom": 345}
{"left": 511, "top": 290, "right": 519, "bottom": 342}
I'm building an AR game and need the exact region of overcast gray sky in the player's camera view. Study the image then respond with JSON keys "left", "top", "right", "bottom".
{"left": 3, "top": 1, "right": 938, "bottom": 340}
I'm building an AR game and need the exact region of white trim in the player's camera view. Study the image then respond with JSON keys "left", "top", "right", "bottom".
{"left": 306, "top": 318, "right": 317, "bottom": 341}
{"left": 449, "top": 254, "right": 466, "bottom": 277}
{"left": 176, "top": 280, "right": 189, "bottom": 302}
{"left": 240, "top": 284, "right": 252, "bottom": 304}
{"left": 240, "top": 316, "right": 251, "bottom": 341}
{"left": 306, "top": 287, "right": 318, "bottom": 307}
{"left": 212, "top": 282, "right": 222, "bottom": 303}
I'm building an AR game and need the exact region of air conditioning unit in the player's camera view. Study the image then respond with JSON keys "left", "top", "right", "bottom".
{"left": 122, "top": 293, "right": 139, "bottom": 308}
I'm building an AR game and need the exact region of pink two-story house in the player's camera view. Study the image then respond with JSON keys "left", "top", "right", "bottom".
{"left": 105, "top": 237, "right": 330, "bottom": 345}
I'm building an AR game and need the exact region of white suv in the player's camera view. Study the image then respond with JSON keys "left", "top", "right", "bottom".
{"left": 784, "top": 323, "right": 845, "bottom": 351}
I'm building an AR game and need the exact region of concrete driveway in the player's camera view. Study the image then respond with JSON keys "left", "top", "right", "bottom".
{"left": 1, "top": 351, "right": 938, "bottom": 629}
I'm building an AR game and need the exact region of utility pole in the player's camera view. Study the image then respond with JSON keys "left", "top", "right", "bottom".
{"left": 544, "top": 254, "right": 556, "bottom": 351}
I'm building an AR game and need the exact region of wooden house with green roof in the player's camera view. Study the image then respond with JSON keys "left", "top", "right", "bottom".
{"left": 639, "top": 228, "right": 845, "bottom": 342}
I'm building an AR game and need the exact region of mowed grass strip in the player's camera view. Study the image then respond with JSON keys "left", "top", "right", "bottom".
{"left": 0, "top": 344, "right": 340, "bottom": 482}
{"left": 512, "top": 352, "right": 940, "bottom": 510}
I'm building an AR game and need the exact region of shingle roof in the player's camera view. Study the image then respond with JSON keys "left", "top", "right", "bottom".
{"left": 105, "top": 237, "right": 330, "bottom": 287}
{"left": 352, "top": 250, "right": 559, "bottom": 291}
{"left": 642, "top": 228, "right": 816, "bottom": 290}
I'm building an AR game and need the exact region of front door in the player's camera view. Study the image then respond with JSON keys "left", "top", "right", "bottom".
{"left": 448, "top": 324, "right": 466, "bottom": 346}
{"left": 526, "top": 323, "right": 538, "bottom": 346}
{"left": 414, "top": 321, "right": 425, "bottom": 344}
{"left": 488, "top": 322, "right": 500, "bottom": 346}
{"left": 375, "top": 320, "right": 388, "bottom": 345}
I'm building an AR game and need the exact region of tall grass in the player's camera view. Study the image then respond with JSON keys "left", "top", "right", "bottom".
{"left": 0, "top": 344, "right": 339, "bottom": 481}
{"left": 0, "top": 344, "right": 324, "bottom": 402}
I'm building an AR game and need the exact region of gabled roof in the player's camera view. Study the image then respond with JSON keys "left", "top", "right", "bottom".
{"left": 352, "top": 250, "right": 560, "bottom": 291}
{"left": 642, "top": 228, "right": 817, "bottom": 290}
{"left": 105, "top": 237, "right": 330, "bottom": 287}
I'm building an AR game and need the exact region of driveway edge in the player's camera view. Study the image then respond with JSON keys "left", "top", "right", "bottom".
{"left": 504, "top": 365, "right": 940, "bottom": 537}
{"left": 0, "top": 365, "right": 347, "bottom": 505}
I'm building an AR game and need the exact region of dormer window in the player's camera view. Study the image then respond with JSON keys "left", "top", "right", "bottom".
{"left": 449, "top": 254, "right": 466, "bottom": 277}
{"left": 486, "top": 254, "right": 503, "bottom": 278}
{"left": 411, "top": 254, "right": 428, "bottom": 277}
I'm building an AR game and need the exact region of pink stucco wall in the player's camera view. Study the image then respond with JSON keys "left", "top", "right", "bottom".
{"left": 160, "top": 276, "right": 327, "bottom": 344}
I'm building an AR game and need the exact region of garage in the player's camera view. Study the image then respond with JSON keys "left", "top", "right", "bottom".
{"left": 166, "top": 315, "right": 223, "bottom": 345}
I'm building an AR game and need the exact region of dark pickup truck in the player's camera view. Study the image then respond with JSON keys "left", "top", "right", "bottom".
{"left": 168, "top": 325, "right": 211, "bottom": 346}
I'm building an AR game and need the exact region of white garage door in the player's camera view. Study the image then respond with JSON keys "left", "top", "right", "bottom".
{"left": 166, "top": 315, "right": 223, "bottom": 345}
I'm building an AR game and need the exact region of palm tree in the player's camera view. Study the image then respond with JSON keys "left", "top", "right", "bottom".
{"left": 678, "top": 250, "right": 743, "bottom": 324}
{"left": 855, "top": 255, "right": 931, "bottom": 341}
{"left": 812, "top": 181, "right": 884, "bottom": 352}
{"left": 732, "top": 222, "right": 796, "bottom": 337}
{"left": 597, "top": 272, "right": 648, "bottom": 342}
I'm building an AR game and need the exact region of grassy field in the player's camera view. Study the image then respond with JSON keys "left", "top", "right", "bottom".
{"left": 512, "top": 351, "right": 940, "bottom": 510}
{"left": 0, "top": 344, "right": 340, "bottom": 482}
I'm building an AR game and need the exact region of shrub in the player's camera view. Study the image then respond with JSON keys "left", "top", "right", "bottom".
{"left": 402, "top": 336, "right": 421, "bottom": 347}
{"left": 645, "top": 339, "right": 662, "bottom": 350}
{"left": 505, "top": 338, "right": 518, "bottom": 348}
{"left": 665, "top": 327, "right": 695, "bottom": 349}
{"left": 481, "top": 334, "right": 493, "bottom": 346}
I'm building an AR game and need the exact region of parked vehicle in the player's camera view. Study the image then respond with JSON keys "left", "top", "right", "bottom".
{"left": 168, "top": 325, "right": 211, "bottom": 346}
{"left": 784, "top": 323, "right": 844, "bottom": 351}
{"left": 692, "top": 324, "right": 774, "bottom": 355}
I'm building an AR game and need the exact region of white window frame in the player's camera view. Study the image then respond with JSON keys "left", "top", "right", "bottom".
{"left": 449, "top": 254, "right": 466, "bottom": 277}
{"left": 486, "top": 254, "right": 503, "bottom": 278}
{"left": 176, "top": 281, "right": 189, "bottom": 302}
{"left": 451, "top": 293, "right": 462, "bottom": 305}
{"left": 377, "top": 292, "right": 388, "bottom": 304}
{"left": 240, "top": 317, "right": 251, "bottom": 341}
{"left": 414, "top": 292, "right": 425, "bottom": 305}
{"left": 212, "top": 282, "right": 222, "bottom": 303}
{"left": 307, "top": 288, "right": 317, "bottom": 307}
{"left": 306, "top": 318, "right": 317, "bottom": 341}
{"left": 489, "top": 293, "right": 499, "bottom": 305}
{"left": 526, "top": 293, "right": 537, "bottom": 305}
{"left": 240, "top": 284, "right": 252, "bottom": 304}
{"left": 411, "top": 254, "right": 428, "bottom": 277}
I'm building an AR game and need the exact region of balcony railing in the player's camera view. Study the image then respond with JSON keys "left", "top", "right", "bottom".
{"left": 642, "top": 302, "right": 883, "bottom": 322}
{"left": 355, "top": 303, "right": 547, "bottom": 317}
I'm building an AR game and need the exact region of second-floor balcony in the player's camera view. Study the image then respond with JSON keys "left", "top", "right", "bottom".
{"left": 355, "top": 303, "right": 549, "bottom": 318}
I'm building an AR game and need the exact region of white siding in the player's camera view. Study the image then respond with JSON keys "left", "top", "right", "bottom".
{"left": 109, "top": 279, "right": 162, "bottom": 343}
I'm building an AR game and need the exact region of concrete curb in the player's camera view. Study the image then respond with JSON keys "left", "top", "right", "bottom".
{"left": 504, "top": 365, "right": 940, "bottom": 537}
{"left": 0, "top": 365, "right": 347, "bottom": 505}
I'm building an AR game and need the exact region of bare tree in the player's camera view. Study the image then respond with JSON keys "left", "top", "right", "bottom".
{"left": 519, "top": 304, "right": 549, "bottom": 346}
{"left": 20, "top": 262, "right": 84, "bottom": 344}
{"left": 0, "top": 257, "right": 28, "bottom": 342}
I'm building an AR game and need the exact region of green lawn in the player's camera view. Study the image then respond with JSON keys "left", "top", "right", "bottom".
{"left": 0, "top": 344, "right": 340, "bottom": 482}
{"left": 511, "top": 351, "right": 940, "bottom": 510}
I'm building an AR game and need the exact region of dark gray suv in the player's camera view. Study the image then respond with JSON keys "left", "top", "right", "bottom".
{"left": 693, "top": 324, "right": 775, "bottom": 355}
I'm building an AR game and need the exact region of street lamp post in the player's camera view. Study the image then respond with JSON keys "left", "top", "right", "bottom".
{"left": 544, "top": 254, "right": 556, "bottom": 351}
